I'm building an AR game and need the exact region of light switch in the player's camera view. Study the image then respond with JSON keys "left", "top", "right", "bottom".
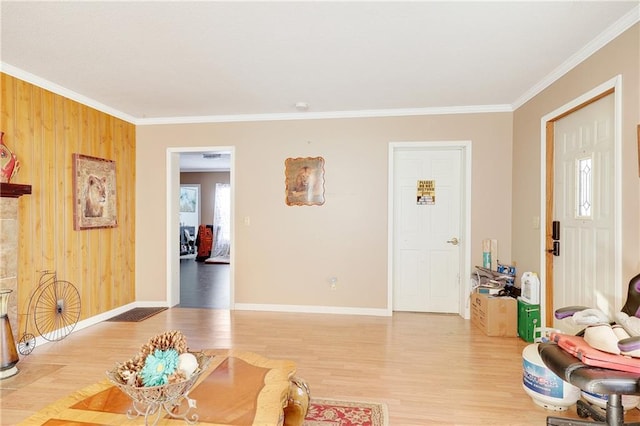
{"left": 244, "top": 216, "right": 250, "bottom": 226}
{"left": 532, "top": 216, "right": 540, "bottom": 229}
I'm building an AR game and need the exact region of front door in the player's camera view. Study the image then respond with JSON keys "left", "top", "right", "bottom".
{"left": 393, "top": 147, "right": 462, "bottom": 313}
{"left": 550, "top": 92, "right": 617, "bottom": 328}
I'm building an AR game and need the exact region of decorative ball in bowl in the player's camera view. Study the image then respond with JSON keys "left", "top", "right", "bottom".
{"left": 105, "top": 331, "right": 212, "bottom": 425}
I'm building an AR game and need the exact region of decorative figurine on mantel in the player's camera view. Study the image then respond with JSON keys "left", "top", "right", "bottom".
{"left": 0, "top": 132, "right": 20, "bottom": 183}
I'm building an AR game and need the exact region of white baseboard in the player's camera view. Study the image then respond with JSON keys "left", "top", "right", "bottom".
{"left": 21, "top": 301, "right": 169, "bottom": 353}
{"left": 234, "top": 303, "right": 392, "bottom": 317}
{"left": 19, "top": 301, "right": 389, "bottom": 354}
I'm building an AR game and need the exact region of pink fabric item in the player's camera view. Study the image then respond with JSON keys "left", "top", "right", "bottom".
{"left": 552, "top": 332, "right": 640, "bottom": 374}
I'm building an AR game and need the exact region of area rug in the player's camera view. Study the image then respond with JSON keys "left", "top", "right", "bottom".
{"left": 304, "top": 398, "right": 388, "bottom": 426}
{"left": 105, "top": 307, "right": 167, "bottom": 322}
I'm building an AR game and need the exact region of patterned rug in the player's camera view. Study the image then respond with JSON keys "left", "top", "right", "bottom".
{"left": 304, "top": 398, "right": 388, "bottom": 426}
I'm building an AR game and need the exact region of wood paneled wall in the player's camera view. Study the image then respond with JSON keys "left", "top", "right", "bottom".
{"left": 0, "top": 73, "right": 136, "bottom": 336}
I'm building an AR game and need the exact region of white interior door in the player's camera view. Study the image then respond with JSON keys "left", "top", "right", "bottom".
{"left": 393, "top": 147, "right": 462, "bottom": 313}
{"left": 552, "top": 93, "right": 617, "bottom": 327}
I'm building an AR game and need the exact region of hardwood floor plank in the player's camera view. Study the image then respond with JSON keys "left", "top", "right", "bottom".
{"left": 1, "top": 308, "right": 639, "bottom": 425}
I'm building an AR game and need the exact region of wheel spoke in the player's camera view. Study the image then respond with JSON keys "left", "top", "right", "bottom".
{"left": 18, "top": 333, "right": 36, "bottom": 355}
{"left": 34, "top": 280, "right": 81, "bottom": 341}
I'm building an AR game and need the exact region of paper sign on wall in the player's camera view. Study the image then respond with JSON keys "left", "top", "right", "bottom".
{"left": 417, "top": 180, "right": 435, "bottom": 205}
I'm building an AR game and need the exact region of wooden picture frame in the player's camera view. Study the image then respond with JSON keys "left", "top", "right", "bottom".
{"left": 73, "top": 154, "right": 117, "bottom": 230}
{"left": 285, "top": 156, "right": 325, "bottom": 206}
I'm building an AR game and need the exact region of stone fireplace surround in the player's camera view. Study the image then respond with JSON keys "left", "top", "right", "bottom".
{"left": 0, "top": 183, "right": 31, "bottom": 343}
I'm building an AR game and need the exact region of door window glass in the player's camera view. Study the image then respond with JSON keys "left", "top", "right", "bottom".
{"left": 576, "top": 157, "right": 592, "bottom": 218}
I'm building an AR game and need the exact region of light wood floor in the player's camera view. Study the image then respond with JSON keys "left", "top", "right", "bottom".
{"left": 2, "top": 308, "right": 639, "bottom": 425}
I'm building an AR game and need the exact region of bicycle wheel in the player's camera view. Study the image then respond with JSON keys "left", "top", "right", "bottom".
{"left": 18, "top": 333, "right": 36, "bottom": 355}
{"left": 33, "top": 280, "right": 81, "bottom": 341}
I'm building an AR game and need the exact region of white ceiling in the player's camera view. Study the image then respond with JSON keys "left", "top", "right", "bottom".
{"left": 2, "top": 1, "right": 638, "bottom": 127}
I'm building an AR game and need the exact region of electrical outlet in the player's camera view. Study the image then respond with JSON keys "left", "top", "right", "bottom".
{"left": 329, "top": 276, "right": 337, "bottom": 289}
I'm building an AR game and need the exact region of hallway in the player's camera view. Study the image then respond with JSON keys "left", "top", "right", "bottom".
{"left": 179, "top": 258, "right": 230, "bottom": 309}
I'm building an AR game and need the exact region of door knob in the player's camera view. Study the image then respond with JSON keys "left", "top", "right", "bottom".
{"left": 547, "top": 241, "right": 560, "bottom": 256}
{"left": 446, "top": 237, "right": 459, "bottom": 246}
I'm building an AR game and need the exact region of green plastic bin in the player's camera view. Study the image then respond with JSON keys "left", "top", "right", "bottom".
{"left": 518, "top": 298, "right": 540, "bottom": 342}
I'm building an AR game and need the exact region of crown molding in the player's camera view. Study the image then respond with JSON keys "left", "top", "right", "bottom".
{"left": 512, "top": 5, "right": 640, "bottom": 110}
{"left": 135, "top": 104, "right": 513, "bottom": 125}
{"left": 0, "top": 63, "right": 138, "bottom": 124}
{"left": 4, "top": 5, "right": 637, "bottom": 125}
{"left": 1, "top": 62, "right": 511, "bottom": 125}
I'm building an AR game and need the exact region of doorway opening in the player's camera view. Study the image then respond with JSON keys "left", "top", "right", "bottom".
{"left": 166, "top": 147, "right": 235, "bottom": 309}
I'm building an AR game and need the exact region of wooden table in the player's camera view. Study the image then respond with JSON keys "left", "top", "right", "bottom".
{"left": 19, "top": 349, "right": 310, "bottom": 426}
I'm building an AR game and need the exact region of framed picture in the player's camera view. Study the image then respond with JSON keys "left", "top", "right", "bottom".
{"left": 179, "top": 184, "right": 201, "bottom": 230}
{"left": 180, "top": 185, "right": 198, "bottom": 213}
{"left": 73, "top": 154, "right": 117, "bottom": 230}
{"left": 285, "top": 156, "right": 325, "bottom": 206}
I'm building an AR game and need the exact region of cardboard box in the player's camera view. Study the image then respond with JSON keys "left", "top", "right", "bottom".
{"left": 471, "top": 292, "right": 517, "bottom": 337}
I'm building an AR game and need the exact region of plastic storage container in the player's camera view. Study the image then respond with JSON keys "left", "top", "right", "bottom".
{"left": 521, "top": 272, "right": 540, "bottom": 304}
{"left": 522, "top": 344, "right": 580, "bottom": 411}
{"left": 518, "top": 298, "right": 541, "bottom": 342}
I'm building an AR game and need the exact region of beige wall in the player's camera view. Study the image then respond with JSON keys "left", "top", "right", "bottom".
{"left": 512, "top": 24, "right": 640, "bottom": 288}
{"left": 181, "top": 172, "right": 230, "bottom": 227}
{"left": 3, "top": 23, "right": 635, "bottom": 324}
{"left": 136, "top": 113, "right": 513, "bottom": 309}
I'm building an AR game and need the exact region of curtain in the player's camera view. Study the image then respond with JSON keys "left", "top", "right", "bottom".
{"left": 211, "top": 183, "right": 230, "bottom": 258}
